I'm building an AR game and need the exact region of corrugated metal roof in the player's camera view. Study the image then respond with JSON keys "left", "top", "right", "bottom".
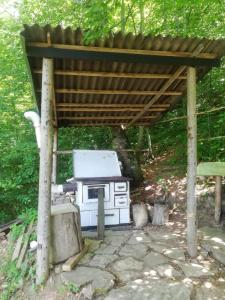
{"left": 21, "top": 24, "right": 225, "bottom": 128}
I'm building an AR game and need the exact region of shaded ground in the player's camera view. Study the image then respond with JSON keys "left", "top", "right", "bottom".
{"left": 2, "top": 151, "right": 225, "bottom": 299}
{"left": 21, "top": 223, "right": 225, "bottom": 300}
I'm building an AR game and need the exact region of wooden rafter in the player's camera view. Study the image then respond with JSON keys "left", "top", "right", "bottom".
{"left": 57, "top": 107, "right": 167, "bottom": 112}
{"left": 33, "top": 69, "right": 187, "bottom": 80}
{"left": 65, "top": 123, "right": 151, "bottom": 127}
{"left": 52, "top": 89, "right": 181, "bottom": 96}
{"left": 58, "top": 115, "right": 156, "bottom": 120}
{"left": 56, "top": 103, "right": 170, "bottom": 108}
{"left": 127, "top": 45, "right": 205, "bottom": 127}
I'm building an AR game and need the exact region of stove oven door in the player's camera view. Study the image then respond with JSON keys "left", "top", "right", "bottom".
{"left": 82, "top": 184, "right": 111, "bottom": 209}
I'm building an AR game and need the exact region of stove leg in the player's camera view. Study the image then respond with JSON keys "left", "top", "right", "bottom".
{"left": 98, "top": 188, "right": 105, "bottom": 240}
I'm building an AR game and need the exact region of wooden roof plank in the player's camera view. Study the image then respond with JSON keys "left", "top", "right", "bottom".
{"left": 53, "top": 89, "right": 181, "bottom": 96}
{"left": 33, "top": 69, "right": 187, "bottom": 80}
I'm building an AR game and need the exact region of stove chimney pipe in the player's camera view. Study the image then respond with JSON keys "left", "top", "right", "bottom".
{"left": 24, "top": 111, "right": 41, "bottom": 149}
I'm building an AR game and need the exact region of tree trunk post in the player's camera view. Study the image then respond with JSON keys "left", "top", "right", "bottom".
{"left": 36, "top": 58, "right": 54, "bottom": 285}
{"left": 215, "top": 176, "right": 222, "bottom": 225}
{"left": 97, "top": 188, "right": 105, "bottom": 240}
{"left": 187, "top": 66, "right": 198, "bottom": 258}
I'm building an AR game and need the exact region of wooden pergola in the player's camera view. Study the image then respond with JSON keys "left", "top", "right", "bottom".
{"left": 21, "top": 25, "right": 225, "bottom": 284}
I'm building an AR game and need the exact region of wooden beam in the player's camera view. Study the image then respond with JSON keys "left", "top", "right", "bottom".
{"left": 58, "top": 116, "right": 156, "bottom": 120}
{"left": 66, "top": 123, "right": 151, "bottom": 127}
{"left": 97, "top": 188, "right": 105, "bottom": 240}
{"left": 126, "top": 67, "right": 186, "bottom": 127}
{"left": 33, "top": 69, "right": 187, "bottom": 80}
{"left": 56, "top": 103, "right": 170, "bottom": 108}
{"left": 215, "top": 176, "right": 222, "bottom": 225}
{"left": 186, "top": 66, "right": 197, "bottom": 258}
{"left": 126, "top": 45, "right": 205, "bottom": 127}
{"left": 27, "top": 42, "right": 217, "bottom": 59}
{"left": 53, "top": 89, "right": 181, "bottom": 96}
{"left": 57, "top": 107, "right": 167, "bottom": 112}
{"left": 36, "top": 58, "right": 53, "bottom": 285}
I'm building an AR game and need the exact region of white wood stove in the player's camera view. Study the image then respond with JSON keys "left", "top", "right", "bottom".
{"left": 73, "top": 150, "right": 130, "bottom": 227}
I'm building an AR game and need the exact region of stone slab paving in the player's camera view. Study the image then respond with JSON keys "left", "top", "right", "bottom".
{"left": 60, "top": 226, "right": 225, "bottom": 299}
{"left": 105, "top": 278, "right": 193, "bottom": 300}
{"left": 195, "top": 282, "right": 225, "bottom": 300}
{"left": 199, "top": 226, "right": 225, "bottom": 265}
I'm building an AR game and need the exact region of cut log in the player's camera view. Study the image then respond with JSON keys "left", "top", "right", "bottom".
{"left": 51, "top": 203, "right": 78, "bottom": 216}
{"left": 50, "top": 207, "right": 83, "bottom": 264}
{"left": 152, "top": 204, "right": 169, "bottom": 225}
{"left": 62, "top": 240, "right": 90, "bottom": 272}
{"left": 132, "top": 203, "right": 149, "bottom": 228}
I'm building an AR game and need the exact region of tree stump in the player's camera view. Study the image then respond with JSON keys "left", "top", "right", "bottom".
{"left": 50, "top": 199, "right": 83, "bottom": 264}
{"left": 152, "top": 203, "right": 169, "bottom": 225}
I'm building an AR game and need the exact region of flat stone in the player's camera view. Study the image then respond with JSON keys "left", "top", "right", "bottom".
{"left": 153, "top": 264, "right": 183, "bottom": 278}
{"left": 163, "top": 248, "right": 186, "bottom": 261}
{"left": 178, "top": 262, "right": 215, "bottom": 277}
{"left": 196, "top": 282, "right": 225, "bottom": 300}
{"left": 105, "top": 278, "right": 193, "bottom": 300}
{"left": 61, "top": 267, "right": 115, "bottom": 293}
{"left": 78, "top": 252, "right": 94, "bottom": 265}
{"left": 111, "top": 257, "right": 144, "bottom": 283}
{"left": 147, "top": 230, "right": 178, "bottom": 242}
{"left": 199, "top": 226, "right": 225, "bottom": 265}
{"left": 112, "top": 257, "right": 144, "bottom": 272}
{"left": 104, "top": 234, "right": 128, "bottom": 246}
{"left": 148, "top": 241, "right": 168, "bottom": 253}
{"left": 119, "top": 243, "right": 148, "bottom": 259}
{"left": 105, "top": 230, "right": 131, "bottom": 236}
{"left": 127, "top": 231, "right": 151, "bottom": 244}
{"left": 95, "top": 244, "right": 118, "bottom": 255}
{"left": 88, "top": 254, "right": 118, "bottom": 268}
{"left": 143, "top": 252, "right": 169, "bottom": 268}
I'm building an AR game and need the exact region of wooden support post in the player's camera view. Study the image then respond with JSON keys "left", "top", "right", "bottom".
{"left": 97, "top": 188, "right": 105, "bottom": 240}
{"left": 215, "top": 176, "right": 222, "bottom": 225}
{"left": 187, "top": 67, "right": 198, "bottom": 258}
{"left": 36, "top": 58, "right": 53, "bottom": 285}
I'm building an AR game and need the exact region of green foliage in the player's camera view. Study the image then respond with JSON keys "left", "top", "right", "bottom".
{"left": 0, "top": 208, "right": 37, "bottom": 300}
{"left": 0, "top": 0, "right": 224, "bottom": 223}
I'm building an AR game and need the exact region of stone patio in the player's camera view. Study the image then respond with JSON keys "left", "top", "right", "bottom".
{"left": 55, "top": 225, "right": 225, "bottom": 299}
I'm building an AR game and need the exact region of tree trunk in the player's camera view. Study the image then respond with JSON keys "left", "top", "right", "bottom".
{"left": 186, "top": 66, "right": 198, "bottom": 258}
{"left": 111, "top": 127, "right": 142, "bottom": 186}
{"left": 36, "top": 58, "right": 53, "bottom": 284}
{"left": 136, "top": 126, "right": 144, "bottom": 165}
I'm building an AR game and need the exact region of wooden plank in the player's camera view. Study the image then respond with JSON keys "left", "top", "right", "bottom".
{"left": 0, "top": 218, "right": 22, "bottom": 233}
{"left": 27, "top": 42, "right": 216, "bottom": 59}
{"left": 197, "top": 162, "right": 225, "bottom": 176}
{"left": 12, "top": 227, "right": 26, "bottom": 261}
{"left": 36, "top": 58, "right": 54, "bottom": 285}
{"left": 186, "top": 66, "right": 197, "bottom": 258}
{"left": 16, "top": 221, "right": 34, "bottom": 268}
{"left": 97, "top": 188, "right": 105, "bottom": 240}
{"left": 51, "top": 203, "right": 78, "bottom": 216}
{"left": 57, "top": 107, "right": 167, "bottom": 112}
{"left": 57, "top": 103, "right": 170, "bottom": 108}
{"left": 53, "top": 89, "right": 181, "bottom": 96}
{"left": 62, "top": 240, "right": 90, "bottom": 272}
{"left": 58, "top": 116, "right": 157, "bottom": 121}
{"left": 66, "top": 123, "right": 151, "bottom": 127}
{"left": 127, "top": 45, "right": 204, "bottom": 127}
{"left": 215, "top": 176, "right": 222, "bottom": 225}
{"left": 33, "top": 69, "right": 187, "bottom": 80}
